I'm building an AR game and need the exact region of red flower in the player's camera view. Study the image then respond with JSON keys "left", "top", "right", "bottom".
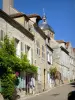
{"left": 15, "top": 72, "right": 19, "bottom": 76}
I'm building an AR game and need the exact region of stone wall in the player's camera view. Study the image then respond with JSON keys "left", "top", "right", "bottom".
{"left": 0, "top": 93, "right": 4, "bottom": 100}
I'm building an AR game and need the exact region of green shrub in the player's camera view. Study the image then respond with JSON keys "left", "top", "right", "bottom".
{"left": 70, "top": 79, "right": 73, "bottom": 82}
{"left": 0, "top": 35, "right": 37, "bottom": 99}
{"left": 1, "top": 74, "right": 15, "bottom": 100}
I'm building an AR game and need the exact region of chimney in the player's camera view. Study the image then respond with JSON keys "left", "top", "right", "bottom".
{"left": 3, "top": 0, "right": 14, "bottom": 14}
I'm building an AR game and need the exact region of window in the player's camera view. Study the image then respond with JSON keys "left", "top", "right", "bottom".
{"left": 0, "top": 30, "right": 4, "bottom": 41}
{"left": 47, "top": 52, "right": 50, "bottom": 62}
{"left": 31, "top": 49, "right": 33, "bottom": 64}
{"left": 38, "top": 67, "right": 41, "bottom": 82}
{"left": 50, "top": 56, "right": 52, "bottom": 64}
{"left": 27, "top": 45, "right": 30, "bottom": 54}
{"left": 71, "top": 58, "right": 73, "bottom": 64}
{"left": 25, "top": 44, "right": 27, "bottom": 53}
{"left": 21, "top": 42, "right": 23, "bottom": 52}
{"left": 36, "top": 40, "right": 40, "bottom": 55}
{"left": 14, "top": 38, "right": 19, "bottom": 48}
{"left": 14, "top": 38, "right": 20, "bottom": 57}
{"left": 25, "top": 44, "right": 30, "bottom": 55}
{"left": 25, "top": 20, "right": 29, "bottom": 30}
{"left": 42, "top": 45, "right": 45, "bottom": 58}
{"left": 70, "top": 57, "right": 73, "bottom": 65}
{"left": 50, "top": 33, "right": 53, "bottom": 38}
{"left": 48, "top": 38, "right": 50, "bottom": 43}
{"left": 28, "top": 25, "right": 32, "bottom": 32}
{"left": 47, "top": 51, "right": 52, "bottom": 64}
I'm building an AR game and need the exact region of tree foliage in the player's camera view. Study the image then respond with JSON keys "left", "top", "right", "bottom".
{"left": 49, "top": 67, "right": 57, "bottom": 79}
{"left": 21, "top": 54, "right": 37, "bottom": 74}
{"left": 0, "top": 35, "right": 37, "bottom": 100}
{"left": 1, "top": 74, "right": 16, "bottom": 100}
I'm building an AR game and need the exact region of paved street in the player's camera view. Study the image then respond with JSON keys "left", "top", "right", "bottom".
{"left": 26, "top": 83, "right": 75, "bottom": 100}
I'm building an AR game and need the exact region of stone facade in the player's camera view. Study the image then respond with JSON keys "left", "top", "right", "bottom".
{"left": 0, "top": 17, "right": 34, "bottom": 63}
{"left": 0, "top": 93, "right": 4, "bottom": 100}
{"left": 0, "top": 10, "right": 34, "bottom": 97}
{"left": 0, "top": 0, "right": 75, "bottom": 98}
{"left": 28, "top": 17, "right": 47, "bottom": 92}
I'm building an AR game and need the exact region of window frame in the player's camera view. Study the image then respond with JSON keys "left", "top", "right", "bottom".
{"left": 36, "top": 40, "right": 40, "bottom": 56}
{"left": 0, "top": 30, "right": 4, "bottom": 41}
{"left": 42, "top": 45, "right": 45, "bottom": 59}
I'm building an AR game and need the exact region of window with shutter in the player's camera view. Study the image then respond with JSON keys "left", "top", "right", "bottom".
{"left": 50, "top": 56, "right": 52, "bottom": 64}
{"left": 25, "top": 44, "right": 27, "bottom": 53}
{"left": 36, "top": 40, "right": 40, "bottom": 56}
{"left": 47, "top": 51, "right": 50, "bottom": 62}
{"left": 0, "top": 30, "right": 4, "bottom": 41}
{"left": 31, "top": 49, "right": 33, "bottom": 64}
{"left": 21, "top": 42, "right": 23, "bottom": 52}
{"left": 38, "top": 67, "right": 41, "bottom": 82}
{"left": 42, "top": 45, "right": 45, "bottom": 58}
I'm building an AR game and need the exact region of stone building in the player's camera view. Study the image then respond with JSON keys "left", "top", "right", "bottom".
{"left": 66, "top": 42, "right": 75, "bottom": 81}
{"left": 0, "top": 0, "right": 75, "bottom": 97}
{"left": 39, "top": 12, "right": 75, "bottom": 83}
{"left": 0, "top": 9, "right": 34, "bottom": 96}
{"left": 39, "top": 14, "right": 54, "bottom": 88}
{"left": 1, "top": 0, "right": 54, "bottom": 94}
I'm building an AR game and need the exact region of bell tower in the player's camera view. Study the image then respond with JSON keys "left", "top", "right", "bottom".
{"left": 3, "top": 0, "right": 14, "bottom": 14}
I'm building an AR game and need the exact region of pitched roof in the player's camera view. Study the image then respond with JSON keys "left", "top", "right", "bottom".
{"left": 0, "top": 9, "right": 34, "bottom": 40}
{"left": 56, "top": 40, "right": 70, "bottom": 49}
{"left": 33, "top": 23, "right": 46, "bottom": 39}
{"left": 56, "top": 40, "right": 65, "bottom": 43}
{"left": 73, "top": 48, "right": 75, "bottom": 52}
{"left": 10, "top": 12, "right": 46, "bottom": 39}
{"left": 10, "top": 12, "right": 29, "bottom": 20}
{"left": 60, "top": 46, "right": 69, "bottom": 55}
{"left": 65, "top": 42, "right": 70, "bottom": 49}
{"left": 27, "top": 14, "right": 42, "bottom": 20}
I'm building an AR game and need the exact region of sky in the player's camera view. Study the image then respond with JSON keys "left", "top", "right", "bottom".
{"left": 0, "top": 0, "right": 75, "bottom": 47}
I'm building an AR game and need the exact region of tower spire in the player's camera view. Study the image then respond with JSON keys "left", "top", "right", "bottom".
{"left": 42, "top": 8, "right": 47, "bottom": 23}
{"left": 43, "top": 8, "right": 45, "bottom": 16}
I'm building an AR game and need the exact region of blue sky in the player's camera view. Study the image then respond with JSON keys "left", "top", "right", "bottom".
{"left": 0, "top": 0, "right": 75, "bottom": 47}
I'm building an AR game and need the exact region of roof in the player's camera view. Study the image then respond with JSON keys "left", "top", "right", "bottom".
{"left": 10, "top": 11, "right": 46, "bottom": 40}
{"left": 73, "top": 48, "right": 75, "bottom": 52}
{"left": 40, "top": 23, "right": 55, "bottom": 33}
{"left": 0, "top": 9, "right": 34, "bottom": 40}
{"left": 65, "top": 42, "right": 70, "bottom": 49}
{"left": 10, "top": 12, "right": 29, "bottom": 20}
{"left": 57, "top": 40, "right": 70, "bottom": 49}
{"left": 56, "top": 40, "right": 65, "bottom": 43}
{"left": 27, "top": 14, "right": 42, "bottom": 20}
{"left": 39, "top": 15, "right": 55, "bottom": 33}
{"left": 60, "top": 46, "right": 69, "bottom": 55}
{"left": 34, "top": 23, "right": 47, "bottom": 39}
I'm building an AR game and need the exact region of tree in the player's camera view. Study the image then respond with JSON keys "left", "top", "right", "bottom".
{"left": 49, "top": 67, "right": 57, "bottom": 79}
{"left": 21, "top": 54, "right": 37, "bottom": 74}
{"left": 0, "top": 35, "right": 37, "bottom": 100}
{"left": 0, "top": 35, "right": 22, "bottom": 76}
{"left": 0, "top": 35, "right": 21, "bottom": 100}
